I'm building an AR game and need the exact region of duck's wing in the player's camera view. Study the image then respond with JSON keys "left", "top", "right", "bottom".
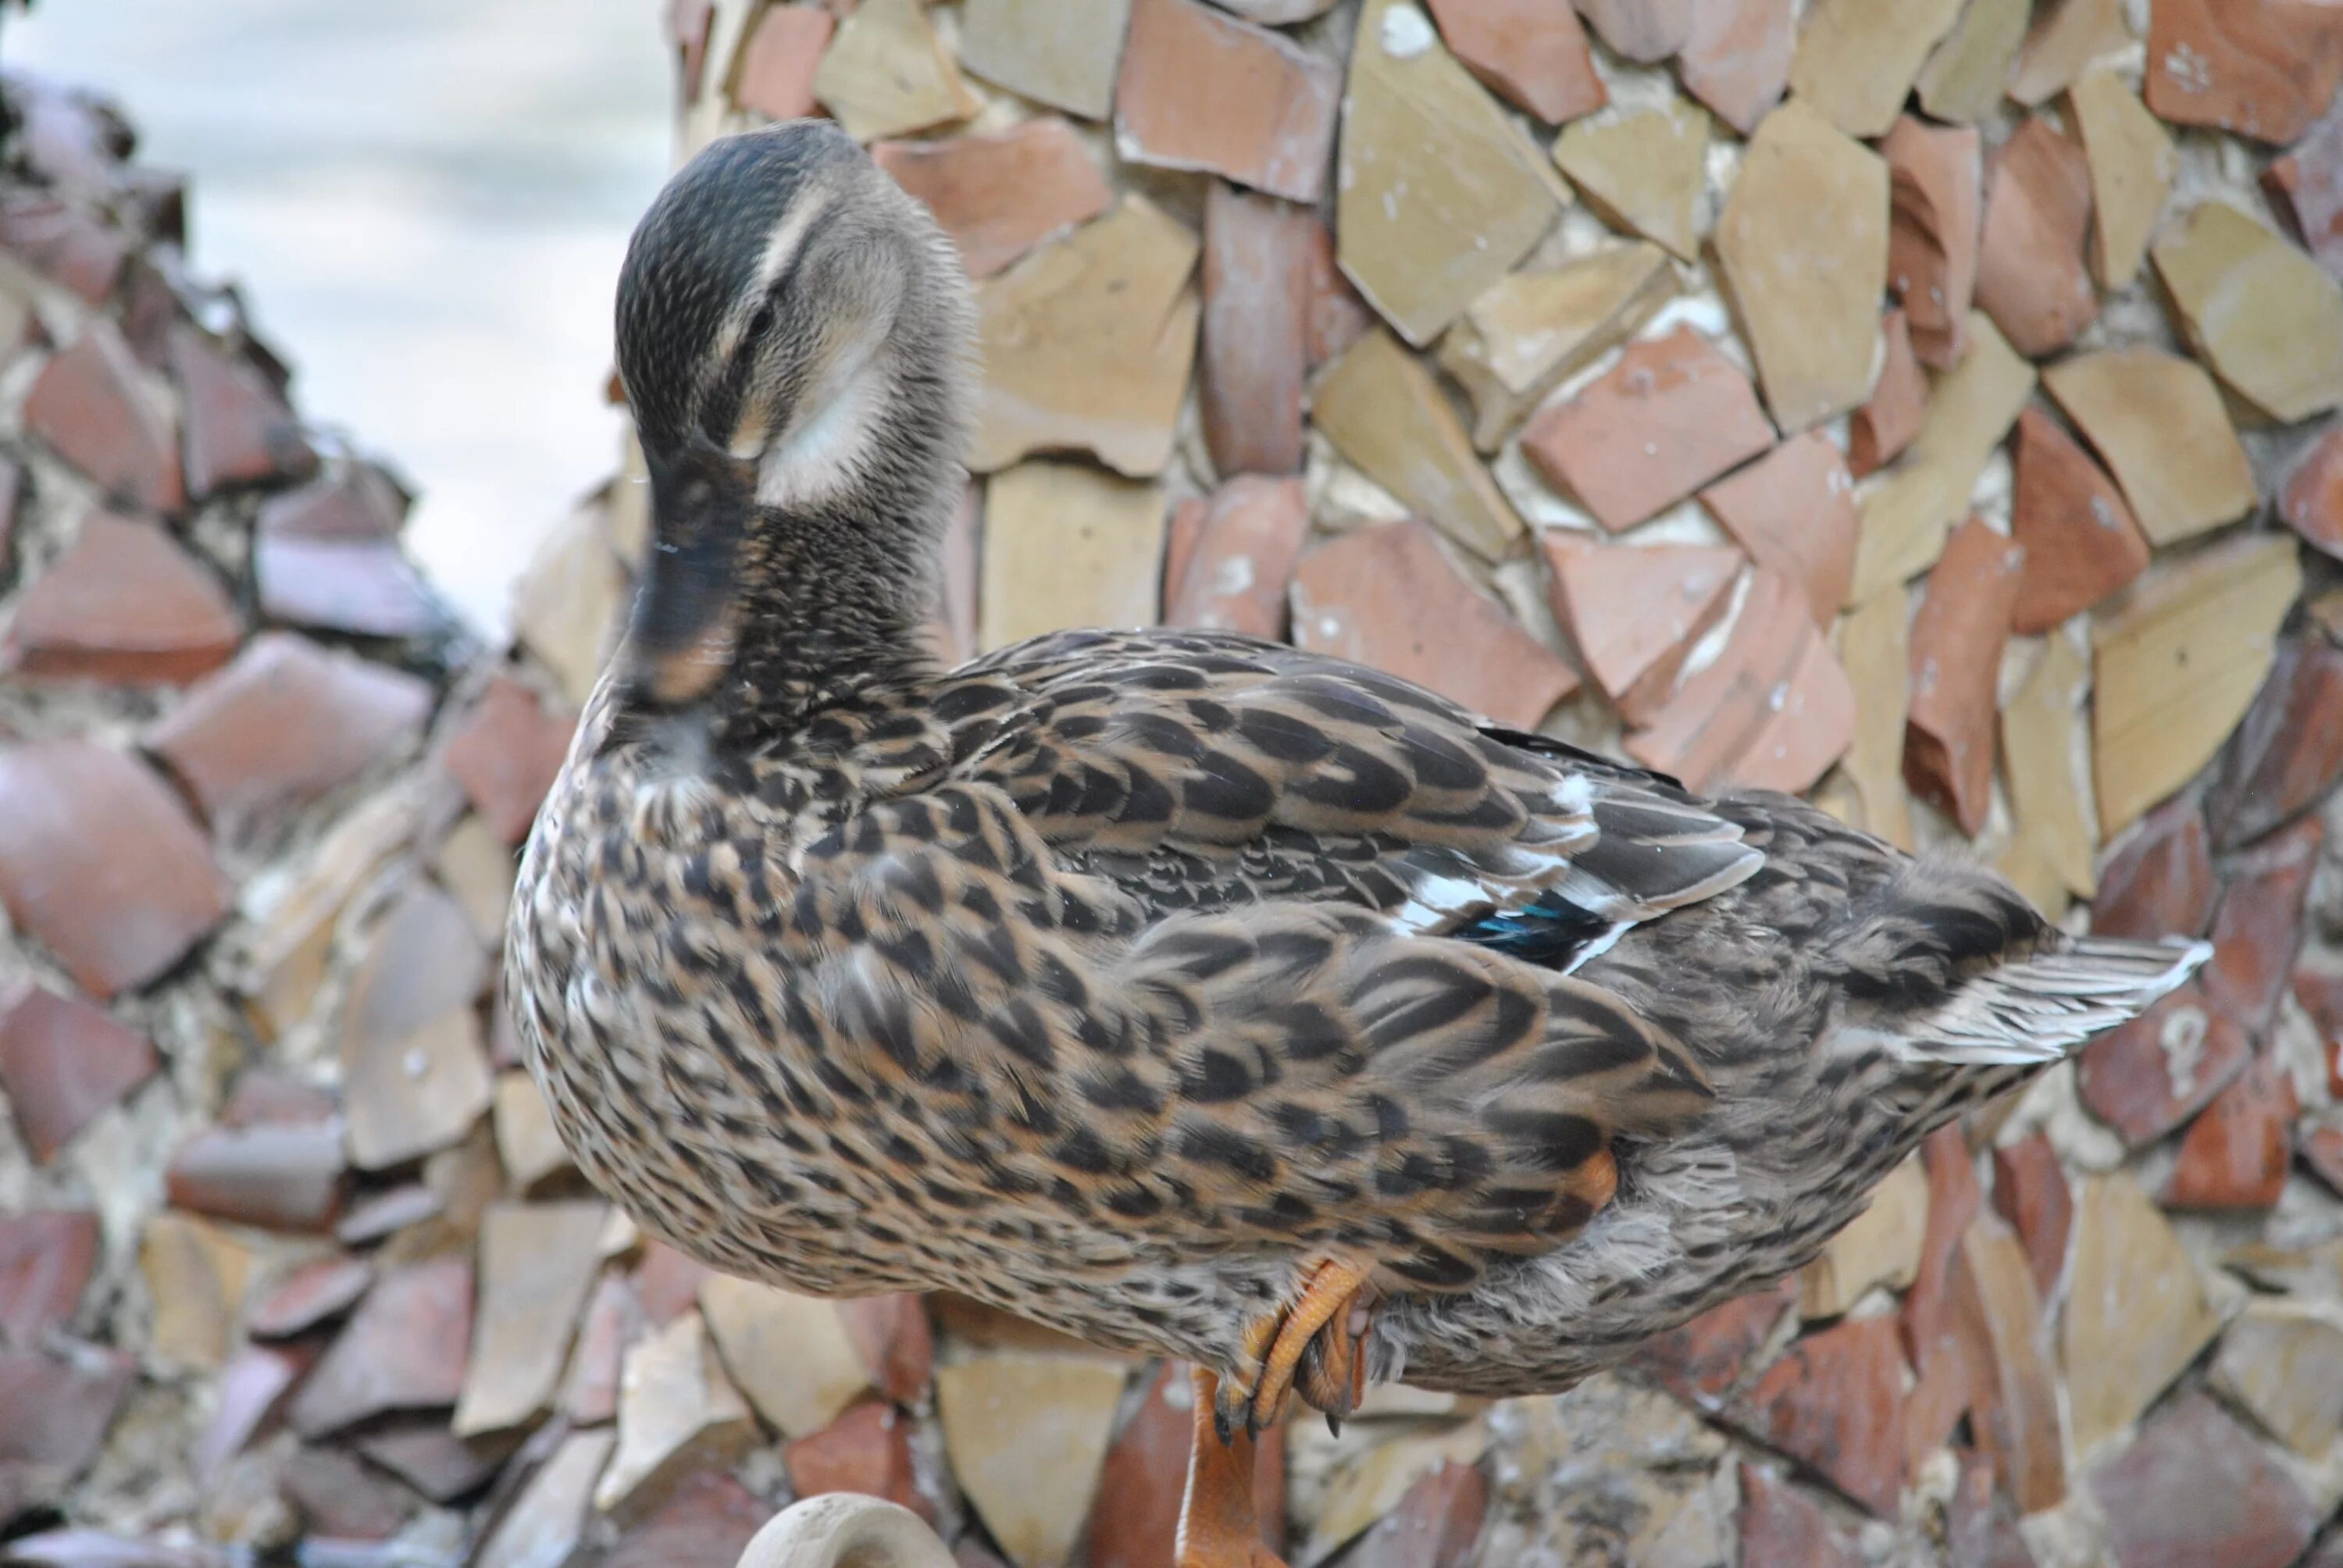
{"left": 942, "top": 629, "right": 1763, "bottom": 971}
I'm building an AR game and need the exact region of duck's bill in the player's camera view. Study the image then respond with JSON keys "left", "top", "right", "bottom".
{"left": 621, "top": 444, "right": 755, "bottom": 705}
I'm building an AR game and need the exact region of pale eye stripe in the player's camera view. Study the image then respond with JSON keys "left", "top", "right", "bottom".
{"left": 704, "top": 190, "right": 830, "bottom": 376}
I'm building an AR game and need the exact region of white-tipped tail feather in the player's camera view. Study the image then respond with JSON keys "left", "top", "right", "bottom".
{"left": 1887, "top": 935, "right": 2214, "bottom": 1067}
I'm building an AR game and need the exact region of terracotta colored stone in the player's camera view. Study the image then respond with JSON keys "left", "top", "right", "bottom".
{"left": 1849, "top": 310, "right": 1925, "bottom": 479}
{"left": 2266, "top": 98, "right": 2343, "bottom": 278}
{"left": 634, "top": 1239, "right": 713, "bottom": 1325}
{"left": 1900, "top": 1124, "right": 1981, "bottom": 1372}
{"left": 562, "top": 1272, "right": 644, "bottom": 1424}
{"left": 0, "top": 195, "right": 126, "bottom": 302}
{"left": 166, "top": 1121, "right": 345, "bottom": 1231}
{"left": 1522, "top": 326, "right": 1774, "bottom": 533}
{"left": 23, "top": 323, "right": 183, "bottom": 515}
{"left": 1198, "top": 181, "right": 1309, "bottom": 477}
{"left": 6, "top": 511, "right": 239, "bottom": 685}
{"left": 0, "top": 987, "right": 156, "bottom": 1164}
{"left": 1881, "top": 117, "right": 1981, "bottom": 369}
{"left": 1901, "top": 1331, "right": 1970, "bottom": 1474}
{"left": 2206, "top": 638, "right": 2343, "bottom": 852}
{"left": 1626, "top": 569, "right": 1824, "bottom": 792}
{"left": 1950, "top": 1218, "right": 2063, "bottom": 1514}
{"left": 1114, "top": 0, "right": 1338, "bottom": 202}
{"left": 194, "top": 1342, "right": 305, "bottom": 1482}
{"left": 728, "top": 2, "right": 834, "bottom": 119}
{"left": 1627, "top": 1278, "right": 1796, "bottom": 1411}
{"left": 1678, "top": 0, "right": 1794, "bottom": 135}
{"left": 247, "top": 1255, "right": 372, "bottom": 1340}
{"left": 1164, "top": 475, "right": 1309, "bottom": 639}
{"left": 2203, "top": 819, "right": 2322, "bottom": 1036}
{"left": 148, "top": 632, "right": 432, "bottom": 838}
{"left": 2163, "top": 1057, "right": 2295, "bottom": 1211}
{"left": 1290, "top": 520, "right": 1578, "bottom": 729}
{"left": 1714, "top": 102, "right": 1888, "bottom": 433}
{"left": 0, "top": 739, "right": 229, "bottom": 997}
{"left": 784, "top": 1399, "right": 922, "bottom": 1513}
{"left": 1425, "top": 0, "right": 1605, "bottom": 124}
{"left": 1903, "top": 518, "right": 2024, "bottom": 836}
{"left": 874, "top": 119, "right": 1112, "bottom": 283}
{"left": 1698, "top": 433, "right": 1856, "bottom": 628}
{"left": 1436, "top": 241, "right": 1675, "bottom": 451}
{"left": 1346, "top": 1458, "right": 1487, "bottom": 1568}
{"left": 2007, "top": 406, "right": 2149, "bottom": 635}
{"left": 340, "top": 882, "right": 493, "bottom": 1171}
{"left": 287, "top": 1256, "right": 473, "bottom": 1436}
{"left": 1989, "top": 1135, "right": 2070, "bottom": 1303}
{"left": 837, "top": 1293, "right": 933, "bottom": 1407}
{"left": 2302, "top": 1124, "right": 2343, "bottom": 1198}
{"left": 2144, "top": 0, "right": 2343, "bottom": 145}
{"left": 957, "top": 0, "right": 1132, "bottom": 120}
{"left": 1575, "top": 0, "right": 1689, "bottom": 62}
{"left": 0, "top": 1212, "right": 98, "bottom": 1347}
{"left": 2092, "top": 799, "right": 2216, "bottom": 941}
{"left": 1312, "top": 330, "right": 1524, "bottom": 559}
{"left": 281, "top": 1443, "right": 412, "bottom": 1540}
{"left": 1718, "top": 606, "right": 1857, "bottom": 796}
{"left": 1083, "top": 1360, "right": 1282, "bottom": 1568}
{"left": 1303, "top": 220, "right": 1371, "bottom": 369}
{"left": 169, "top": 326, "right": 316, "bottom": 498}
{"left": 0, "top": 1343, "right": 133, "bottom": 1519}
{"left": 254, "top": 534, "right": 443, "bottom": 639}
{"left": 1736, "top": 1463, "right": 1859, "bottom": 1568}
{"left": 2286, "top": 424, "right": 2343, "bottom": 561}
{"left": 1541, "top": 535, "right": 1742, "bottom": 719}
{"left": 2077, "top": 985, "right": 2249, "bottom": 1146}
{"left": 1974, "top": 117, "right": 2098, "bottom": 358}
{"left": 443, "top": 675, "right": 577, "bottom": 846}
{"left": 600, "top": 1466, "right": 768, "bottom": 1568}
{"left": 1735, "top": 1313, "right": 1906, "bottom": 1516}
{"left": 2092, "top": 1393, "right": 2317, "bottom": 1568}
{"left": 258, "top": 462, "right": 409, "bottom": 540}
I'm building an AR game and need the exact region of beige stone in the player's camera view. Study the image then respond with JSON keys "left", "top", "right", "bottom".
{"left": 344, "top": 1009, "right": 495, "bottom": 1174}
{"left": 1849, "top": 311, "right": 2035, "bottom": 600}
{"left": 2153, "top": 201, "right": 2343, "bottom": 423}
{"left": 1336, "top": 0, "right": 1569, "bottom": 346}
{"left": 959, "top": 0, "right": 1129, "bottom": 119}
{"left": 1838, "top": 586, "right": 1915, "bottom": 851}
{"left": 455, "top": 1202, "right": 607, "bottom": 1437}
{"left": 699, "top": 1274, "right": 874, "bottom": 1441}
{"left": 2044, "top": 348, "right": 2257, "bottom": 547}
{"left": 1307, "top": 1419, "right": 1491, "bottom": 1562}
{"left": 2000, "top": 635, "right": 2096, "bottom": 907}
{"left": 1575, "top": 0, "right": 1691, "bottom": 62}
{"left": 1551, "top": 99, "right": 1708, "bottom": 262}
{"left": 1435, "top": 241, "right": 1674, "bottom": 451}
{"left": 936, "top": 1353, "right": 1126, "bottom": 1568}
{"left": 141, "top": 1211, "right": 254, "bottom": 1370}
{"left": 594, "top": 1310, "right": 757, "bottom": 1518}
{"left": 491, "top": 1071, "right": 574, "bottom": 1195}
{"left": 1916, "top": 0, "right": 2029, "bottom": 122}
{"left": 2092, "top": 534, "right": 2302, "bottom": 835}
{"left": 476, "top": 1431, "right": 614, "bottom": 1568}
{"left": 1313, "top": 328, "right": 1524, "bottom": 559}
{"left": 811, "top": 0, "right": 980, "bottom": 142}
{"left": 2209, "top": 1303, "right": 2343, "bottom": 1459}
{"left": 970, "top": 196, "right": 1198, "bottom": 479}
{"left": 978, "top": 462, "right": 1164, "bottom": 652}
{"left": 1715, "top": 101, "right": 1888, "bottom": 433}
{"left": 433, "top": 814, "right": 515, "bottom": 946}
{"left": 2068, "top": 71, "right": 2175, "bottom": 290}
{"left": 2063, "top": 1172, "right": 2220, "bottom": 1455}
{"left": 2010, "top": 0, "right": 2127, "bottom": 105}
{"left": 1798, "top": 1154, "right": 1927, "bottom": 1318}
{"left": 1789, "top": 0, "right": 1968, "bottom": 138}
{"left": 512, "top": 500, "right": 628, "bottom": 707}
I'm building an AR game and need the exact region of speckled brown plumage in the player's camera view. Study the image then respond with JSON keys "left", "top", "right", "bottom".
{"left": 507, "top": 123, "right": 2205, "bottom": 1464}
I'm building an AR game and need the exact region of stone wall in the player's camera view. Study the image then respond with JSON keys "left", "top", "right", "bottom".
{"left": 8, "top": 2, "right": 2343, "bottom": 1566}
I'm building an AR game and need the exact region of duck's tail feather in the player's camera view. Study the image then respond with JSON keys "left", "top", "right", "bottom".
{"left": 1892, "top": 935, "right": 2214, "bottom": 1067}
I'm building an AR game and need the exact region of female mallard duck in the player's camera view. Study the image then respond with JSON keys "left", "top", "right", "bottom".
{"left": 509, "top": 121, "right": 2206, "bottom": 1565}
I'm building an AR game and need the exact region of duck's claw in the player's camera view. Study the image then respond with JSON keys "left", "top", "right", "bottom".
{"left": 1216, "top": 1259, "right": 1376, "bottom": 1439}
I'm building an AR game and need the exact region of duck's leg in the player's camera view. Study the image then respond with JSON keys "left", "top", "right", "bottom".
{"left": 1214, "top": 1259, "right": 1376, "bottom": 1438}
{"left": 1179, "top": 1367, "right": 1285, "bottom": 1568}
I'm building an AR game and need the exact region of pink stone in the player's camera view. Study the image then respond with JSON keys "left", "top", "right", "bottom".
{"left": 254, "top": 534, "right": 442, "bottom": 639}
{"left": 2143, "top": 0, "right": 2343, "bottom": 145}
{"left": 286, "top": 1256, "right": 473, "bottom": 1436}
{"left": 1345, "top": 1459, "right": 1489, "bottom": 1568}
{"left": 169, "top": 326, "right": 317, "bottom": 498}
{"left": 1722, "top": 620, "right": 1856, "bottom": 796}
{"left": 166, "top": 1122, "right": 347, "bottom": 1232}
{"left": 1114, "top": 0, "right": 1340, "bottom": 203}
{"left": 0, "top": 1342, "right": 134, "bottom": 1515}
{"left": 193, "top": 1343, "right": 305, "bottom": 1483}
{"left": 1903, "top": 1124, "right": 1981, "bottom": 1373}
{"left": 1882, "top": 117, "right": 1981, "bottom": 369}
{"left": 2161, "top": 1057, "right": 2296, "bottom": 1211}
{"left": 1628, "top": 1279, "right": 1796, "bottom": 1411}
{"left": 1698, "top": 430, "right": 1858, "bottom": 625}
{"left": 2204, "top": 637, "right": 2343, "bottom": 852}
{"left": 442, "top": 675, "right": 580, "bottom": 845}
{"left": 633, "top": 1239, "right": 712, "bottom": 1325}
{"left": 23, "top": 322, "right": 184, "bottom": 515}
{"left": 1678, "top": 0, "right": 1794, "bottom": 135}
{"left": 2092, "top": 797, "right": 2218, "bottom": 940}
{"left": 1738, "top": 1462, "right": 1860, "bottom": 1568}
{"left": 1522, "top": 326, "right": 1777, "bottom": 533}
{"left": 1165, "top": 475, "right": 1310, "bottom": 639}
{"left": 1541, "top": 534, "right": 1743, "bottom": 718}
{"left": 258, "top": 464, "right": 410, "bottom": 540}
{"left": 247, "top": 1256, "right": 374, "bottom": 1339}
{"left": 729, "top": 3, "right": 835, "bottom": 120}
{"left": 1625, "top": 568, "right": 1807, "bottom": 792}
{"left": 2077, "top": 984, "right": 2250, "bottom": 1146}
{"left": 1200, "top": 180, "right": 1311, "bottom": 477}
{"left": 2263, "top": 98, "right": 2343, "bottom": 278}
{"left": 2092, "top": 1393, "right": 2317, "bottom": 1568}
{"left": 0, "top": 196, "right": 126, "bottom": 303}
{"left": 5, "top": 511, "right": 240, "bottom": 685}
{"left": 0, "top": 1212, "right": 98, "bottom": 1347}
{"left": 1303, "top": 219, "right": 1371, "bottom": 369}
{"left": 1574, "top": 0, "right": 1692, "bottom": 62}
{"left": 837, "top": 1292, "right": 933, "bottom": 1406}
{"left": 875, "top": 119, "right": 1112, "bottom": 282}
{"left": 0, "top": 987, "right": 158, "bottom": 1164}
{"left": 1425, "top": 0, "right": 1607, "bottom": 124}
{"left": 1974, "top": 118, "right": 2098, "bottom": 359}
{"left": 1290, "top": 519, "right": 1580, "bottom": 730}
{"left": 784, "top": 1401, "right": 925, "bottom": 1516}
{"left": 0, "top": 739, "right": 230, "bottom": 998}
{"left": 1989, "top": 1134, "right": 2070, "bottom": 1303}
{"left": 1904, "top": 517, "right": 2024, "bottom": 836}
{"left": 1735, "top": 1314, "right": 1908, "bottom": 1517}
{"left": 2202, "top": 818, "right": 2322, "bottom": 1036}
{"left": 1849, "top": 309, "right": 1926, "bottom": 479}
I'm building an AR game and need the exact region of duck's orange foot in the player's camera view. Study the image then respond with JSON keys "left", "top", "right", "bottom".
{"left": 1179, "top": 1367, "right": 1288, "bottom": 1568}
{"left": 1214, "top": 1259, "right": 1376, "bottom": 1441}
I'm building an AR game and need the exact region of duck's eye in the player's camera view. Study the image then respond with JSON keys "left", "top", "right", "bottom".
{"left": 740, "top": 301, "right": 777, "bottom": 353}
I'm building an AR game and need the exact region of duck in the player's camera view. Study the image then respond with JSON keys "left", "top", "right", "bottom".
{"left": 506, "top": 119, "right": 2208, "bottom": 1568}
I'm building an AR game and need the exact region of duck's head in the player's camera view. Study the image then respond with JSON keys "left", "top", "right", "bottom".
{"left": 611, "top": 119, "right": 972, "bottom": 710}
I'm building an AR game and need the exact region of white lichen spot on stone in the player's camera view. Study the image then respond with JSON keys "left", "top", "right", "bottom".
{"left": 1379, "top": 3, "right": 1436, "bottom": 59}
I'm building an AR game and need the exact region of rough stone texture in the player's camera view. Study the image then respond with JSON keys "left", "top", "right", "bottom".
{"left": 1881, "top": 116, "right": 1980, "bottom": 368}
{"left": 1678, "top": 0, "right": 1794, "bottom": 135}
{"left": 1435, "top": 241, "right": 1674, "bottom": 451}
{"left": 2068, "top": 70, "right": 2173, "bottom": 291}
{"left": 874, "top": 119, "right": 1111, "bottom": 283}
{"left": 1115, "top": 0, "right": 1339, "bottom": 203}
{"left": 1314, "top": 328, "right": 1524, "bottom": 559}
{"left": 2007, "top": 404, "right": 2149, "bottom": 633}
{"left": 729, "top": 3, "right": 834, "bottom": 122}
{"left": 1849, "top": 308, "right": 1924, "bottom": 477}
{"left": 2092, "top": 1394, "right": 2319, "bottom": 1568}
{"left": 2206, "top": 636, "right": 2343, "bottom": 850}
{"left": 2062, "top": 1174, "right": 2221, "bottom": 1455}
{"left": 2143, "top": 0, "right": 2343, "bottom": 145}
{"left": 2155, "top": 200, "right": 2343, "bottom": 424}
{"left": 1733, "top": 1313, "right": 1906, "bottom": 1516}
{"left": 6, "top": 511, "right": 240, "bottom": 684}
{"left": 1904, "top": 518, "right": 2024, "bottom": 836}
{"left": 0, "top": 986, "right": 157, "bottom": 1164}
{"left": 1551, "top": 98, "right": 1708, "bottom": 263}
{"left": 1788, "top": 0, "right": 1966, "bottom": 139}
{"left": 1164, "top": 475, "right": 1309, "bottom": 639}
{"left": 1542, "top": 535, "right": 1742, "bottom": 718}
{"left": 1198, "top": 181, "right": 1310, "bottom": 478}
{"left": 442, "top": 674, "right": 576, "bottom": 846}
{"left": 1425, "top": 0, "right": 1605, "bottom": 125}
{"left": 1697, "top": 430, "right": 1856, "bottom": 627}
{"left": 1974, "top": 116, "right": 2099, "bottom": 358}
{"left": 23, "top": 322, "right": 184, "bottom": 515}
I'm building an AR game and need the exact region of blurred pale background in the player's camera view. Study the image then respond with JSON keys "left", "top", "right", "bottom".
{"left": 6, "top": 0, "right": 672, "bottom": 635}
